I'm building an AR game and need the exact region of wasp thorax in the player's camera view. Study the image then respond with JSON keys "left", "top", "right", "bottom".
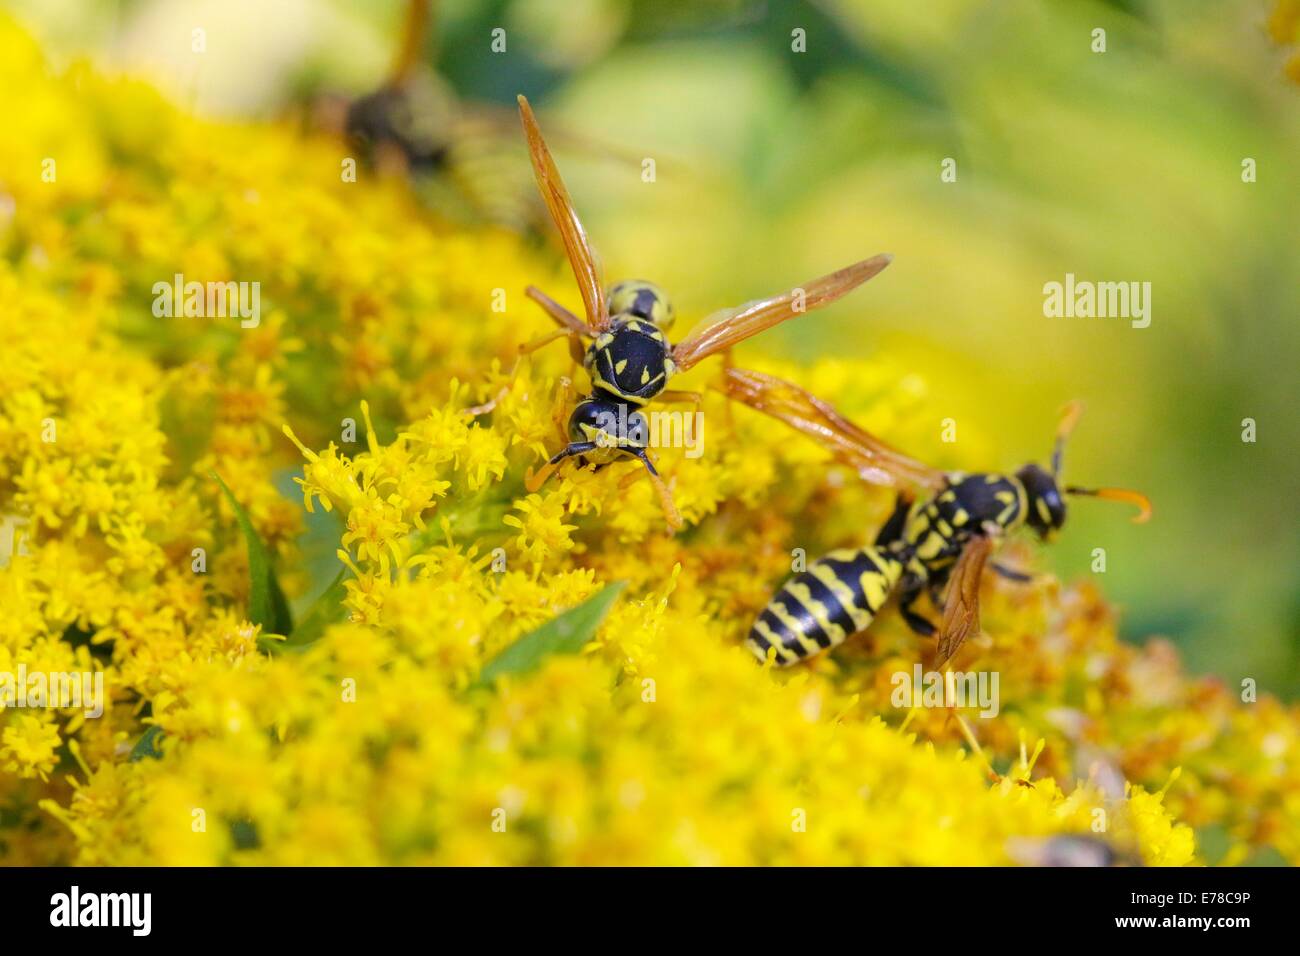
{"left": 585, "top": 318, "right": 674, "bottom": 404}
{"left": 607, "top": 280, "right": 675, "bottom": 330}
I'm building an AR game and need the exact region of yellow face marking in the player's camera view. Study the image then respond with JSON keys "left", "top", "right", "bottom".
{"left": 626, "top": 320, "right": 641, "bottom": 332}
{"left": 640, "top": 366, "right": 650, "bottom": 385}
{"left": 615, "top": 359, "right": 628, "bottom": 375}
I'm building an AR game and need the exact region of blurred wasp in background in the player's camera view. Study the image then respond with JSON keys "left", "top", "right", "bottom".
{"left": 514, "top": 95, "right": 893, "bottom": 531}
{"left": 310, "top": 0, "right": 635, "bottom": 230}
{"left": 724, "top": 368, "right": 1151, "bottom": 666}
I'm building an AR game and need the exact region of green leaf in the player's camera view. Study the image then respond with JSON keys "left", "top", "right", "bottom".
{"left": 277, "top": 569, "right": 348, "bottom": 652}
{"left": 129, "top": 725, "right": 164, "bottom": 762}
{"left": 211, "top": 471, "right": 292, "bottom": 638}
{"left": 478, "top": 582, "right": 626, "bottom": 686}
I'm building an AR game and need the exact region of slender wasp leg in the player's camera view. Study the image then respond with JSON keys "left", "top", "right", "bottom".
{"left": 874, "top": 493, "right": 913, "bottom": 546}
{"left": 657, "top": 389, "right": 703, "bottom": 411}
{"left": 463, "top": 387, "right": 509, "bottom": 418}
{"left": 524, "top": 441, "right": 597, "bottom": 493}
{"left": 518, "top": 327, "right": 573, "bottom": 357}
{"left": 523, "top": 286, "right": 588, "bottom": 374}
{"left": 990, "top": 562, "right": 1032, "bottom": 583}
{"left": 551, "top": 377, "right": 575, "bottom": 443}
{"left": 898, "top": 583, "right": 937, "bottom": 637}
{"left": 525, "top": 284, "right": 587, "bottom": 333}
{"left": 628, "top": 446, "right": 682, "bottom": 532}
{"left": 720, "top": 348, "right": 736, "bottom": 430}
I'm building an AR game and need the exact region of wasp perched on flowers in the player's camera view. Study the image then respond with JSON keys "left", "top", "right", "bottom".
{"left": 724, "top": 368, "right": 1152, "bottom": 666}
{"left": 514, "top": 94, "right": 893, "bottom": 531}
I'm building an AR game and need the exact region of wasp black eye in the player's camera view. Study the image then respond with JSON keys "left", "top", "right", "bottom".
{"left": 1016, "top": 463, "right": 1067, "bottom": 537}
{"left": 567, "top": 399, "right": 647, "bottom": 448}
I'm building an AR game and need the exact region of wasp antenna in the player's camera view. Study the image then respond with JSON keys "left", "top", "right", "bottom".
{"left": 1051, "top": 400, "right": 1084, "bottom": 477}
{"left": 525, "top": 460, "right": 561, "bottom": 494}
{"left": 1066, "top": 486, "right": 1152, "bottom": 524}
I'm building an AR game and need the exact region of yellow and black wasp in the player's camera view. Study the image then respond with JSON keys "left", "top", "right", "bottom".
{"left": 514, "top": 94, "right": 894, "bottom": 530}
{"left": 724, "top": 368, "right": 1152, "bottom": 666}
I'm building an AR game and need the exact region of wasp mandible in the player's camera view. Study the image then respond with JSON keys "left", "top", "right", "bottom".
{"left": 724, "top": 368, "right": 1151, "bottom": 666}
{"left": 514, "top": 95, "right": 894, "bottom": 531}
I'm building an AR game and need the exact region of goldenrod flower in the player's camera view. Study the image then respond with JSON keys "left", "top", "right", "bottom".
{"left": 0, "top": 14, "right": 1292, "bottom": 867}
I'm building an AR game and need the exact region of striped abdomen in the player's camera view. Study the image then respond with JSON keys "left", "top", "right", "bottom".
{"left": 747, "top": 547, "right": 904, "bottom": 666}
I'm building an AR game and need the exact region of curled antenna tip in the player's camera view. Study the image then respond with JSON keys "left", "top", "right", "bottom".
{"left": 1067, "top": 486, "right": 1152, "bottom": 524}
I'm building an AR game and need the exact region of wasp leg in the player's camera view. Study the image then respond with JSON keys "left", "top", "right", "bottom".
{"left": 627, "top": 446, "right": 682, "bottom": 532}
{"left": 874, "top": 493, "right": 913, "bottom": 547}
{"left": 657, "top": 389, "right": 703, "bottom": 410}
{"left": 551, "top": 377, "right": 575, "bottom": 443}
{"left": 721, "top": 347, "right": 735, "bottom": 430}
{"left": 463, "top": 386, "right": 510, "bottom": 418}
{"left": 991, "top": 562, "right": 1032, "bottom": 583}
{"left": 898, "top": 582, "right": 937, "bottom": 637}
{"left": 526, "top": 284, "right": 591, "bottom": 336}
{"left": 518, "top": 328, "right": 574, "bottom": 357}
{"left": 524, "top": 440, "right": 597, "bottom": 492}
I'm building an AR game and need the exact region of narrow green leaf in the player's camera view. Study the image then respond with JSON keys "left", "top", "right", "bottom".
{"left": 211, "top": 471, "right": 292, "bottom": 637}
{"left": 278, "top": 569, "right": 348, "bottom": 651}
{"left": 479, "top": 582, "right": 626, "bottom": 686}
{"left": 129, "top": 725, "right": 164, "bottom": 762}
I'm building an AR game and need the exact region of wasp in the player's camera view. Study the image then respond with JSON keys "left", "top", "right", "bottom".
{"left": 724, "top": 368, "right": 1151, "bottom": 666}
{"left": 321, "top": 2, "right": 647, "bottom": 230}
{"left": 514, "top": 95, "right": 894, "bottom": 530}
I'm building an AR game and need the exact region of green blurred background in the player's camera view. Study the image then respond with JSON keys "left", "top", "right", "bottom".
{"left": 8, "top": 0, "right": 1297, "bottom": 694}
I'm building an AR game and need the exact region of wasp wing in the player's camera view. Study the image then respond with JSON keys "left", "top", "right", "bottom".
{"left": 723, "top": 366, "right": 945, "bottom": 490}
{"left": 670, "top": 254, "right": 892, "bottom": 371}
{"left": 935, "top": 535, "right": 993, "bottom": 666}
{"left": 517, "top": 95, "right": 607, "bottom": 333}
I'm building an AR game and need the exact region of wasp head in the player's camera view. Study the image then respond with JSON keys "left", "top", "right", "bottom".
{"left": 1016, "top": 463, "right": 1067, "bottom": 540}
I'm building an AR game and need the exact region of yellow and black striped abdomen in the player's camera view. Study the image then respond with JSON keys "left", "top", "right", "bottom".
{"left": 747, "top": 547, "right": 904, "bottom": 666}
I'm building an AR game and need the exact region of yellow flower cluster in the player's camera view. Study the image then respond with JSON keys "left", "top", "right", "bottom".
{"left": 1, "top": 16, "right": 1294, "bottom": 865}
